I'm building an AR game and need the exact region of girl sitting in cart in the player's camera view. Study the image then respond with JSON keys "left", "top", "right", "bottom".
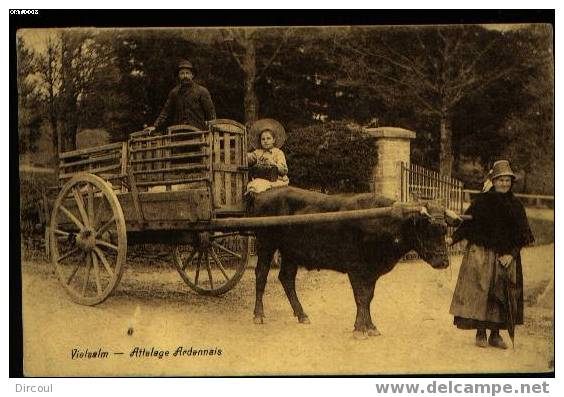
{"left": 246, "top": 118, "right": 290, "bottom": 194}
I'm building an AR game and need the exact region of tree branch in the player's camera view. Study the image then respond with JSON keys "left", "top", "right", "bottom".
{"left": 360, "top": 62, "right": 440, "bottom": 115}
{"left": 343, "top": 42, "right": 439, "bottom": 94}
{"left": 377, "top": 37, "right": 440, "bottom": 93}
{"left": 221, "top": 29, "right": 244, "bottom": 71}
{"left": 256, "top": 28, "right": 294, "bottom": 82}
{"left": 415, "top": 31, "right": 439, "bottom": 74}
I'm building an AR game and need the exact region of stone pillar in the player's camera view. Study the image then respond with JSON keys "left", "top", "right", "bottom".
{"left": 364, "top": 127, "right": 416, "bottom": 201}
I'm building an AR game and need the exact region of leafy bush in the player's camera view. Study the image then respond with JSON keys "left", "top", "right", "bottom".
{"left": 284, "top": 121, "right": 377, "bottom": 193}
{"left": 19, "top": 170, "right": 57, "bottom": 237}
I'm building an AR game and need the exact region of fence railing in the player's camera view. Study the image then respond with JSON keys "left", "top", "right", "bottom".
{"left": 463, "top": 189, "right": 554, "bottom": 209}
{"left": 400, "top": 162, "right": 465, "bottom": 257}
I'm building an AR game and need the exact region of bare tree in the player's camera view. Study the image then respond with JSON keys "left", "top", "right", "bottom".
{"left": 53, "top": 31, "right": 114, "bottom": 152}
{"left": 339, "top": 26, "right": 529, "bottom": 177}
{"left": 35, "top": 35, "right": 63, "bottom": 167}
{"left": 222, "top": 28, "right": 293, "bottom": 124}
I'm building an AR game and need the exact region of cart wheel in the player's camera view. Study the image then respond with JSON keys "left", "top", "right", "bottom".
{"left": 173, "top": 232, "right": 249, "bottom": 296}
{"left": 49, "top": 173, "right": 127, "bottom": 305}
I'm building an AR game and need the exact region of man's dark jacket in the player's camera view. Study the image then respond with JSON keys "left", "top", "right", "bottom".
{"left": 154, "top": 82, "right": 216, "bottom": 131}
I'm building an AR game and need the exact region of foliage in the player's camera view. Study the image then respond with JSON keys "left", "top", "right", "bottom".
{"left": 284, "top": 121, "right": 377, "bottom": 193}
{"left": 17, "top": 37, "right": 42, "bottom": 153}
{"left": 19, "top": 170, "right": 57, "bottom": 238}
{"left": 17, "top": 26, "right": 554, "bottom": 194}
{"left": 500, "top": 25, "right": 554, "bottom": 195}
{"left": 335, "top": 25, "right": 544, "bottom": 177}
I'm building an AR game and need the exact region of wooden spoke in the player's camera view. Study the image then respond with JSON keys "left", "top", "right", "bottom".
{"left": 95, "top": 239, "right": 118, "bottom": 251}
{"left": 93, "top": 247, "right": 114, "bottom": 278}
{"left": 194, "top": 252, "right": 203, "bottom": 286}
{"left": 91, "top": 195, "right": 108, "bottom": 232}
{"left": 182, "top": 249, "right": 198, "bottom": 271}
{"left": 82, "top": 254, "right": 92, "bottom": 297}
{"left": 57, "top": 247, "right": 80, "bottom": 263}
{"left": 72, "top": 187, "right": 90, "bottom": 228}
{"left": 210, "top": 247, "right": 230, "bottom": 281}
{"left": 92, "top": 252, "right": 102, "bottom": 297}
{"left": 210, "top": 232, "right": 239, "bottom": 239}
{"left": 204, "top": 252, "right": 214, "bottom": 290}
{"left": 96, "top": 216, "right": 116, "bottom": 238}
{"left": 87, "top": 184, "right": 95, "bottom": 226}
{"left": 66, "top": 254, "right": 84, "bottom": 285}
{"left": 53, "top": 229, "right": 70, "bottom": 237}
{"left": 212, "top": 241, "right": 242, "bottom": 259}
{"left": 59, "top": 205, "right": 85, "bottom": 230}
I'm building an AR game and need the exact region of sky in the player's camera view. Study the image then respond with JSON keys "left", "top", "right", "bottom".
{"left": 18, "top": 23, "right": 533, "bottom": 55}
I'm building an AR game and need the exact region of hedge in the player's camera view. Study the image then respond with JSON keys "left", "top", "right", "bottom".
{"left": 284, "top": 121, "right": 377, "bottom": 193}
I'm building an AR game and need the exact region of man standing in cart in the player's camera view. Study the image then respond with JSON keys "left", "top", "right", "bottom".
{"left": 150, "top": 59, "right": 216, "bottom": 132}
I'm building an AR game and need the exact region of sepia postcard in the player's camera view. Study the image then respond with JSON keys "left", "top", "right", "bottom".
{"left": 14, "top": 13, "right": 554, "bottom": 377}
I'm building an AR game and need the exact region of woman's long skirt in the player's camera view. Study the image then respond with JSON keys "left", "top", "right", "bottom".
{"left": 449, "top": 244, "right": 524, "bottom": 329}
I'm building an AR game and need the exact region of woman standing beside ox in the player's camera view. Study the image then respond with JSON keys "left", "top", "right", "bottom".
{"left": 449, "top": 160, "right": 534, "bottom": 349}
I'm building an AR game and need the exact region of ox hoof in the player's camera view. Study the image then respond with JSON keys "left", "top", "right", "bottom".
{"left": 298, "top": 316, "right": 310, "bottom": 324}
{"left": 353, "top": 331, "right": 369, "bottom": 340}
{"left": 367, "top": 328, "right": 381, "bottom": 337}
{"left": 253, "top": 316, "right": 265, "bottom": 325}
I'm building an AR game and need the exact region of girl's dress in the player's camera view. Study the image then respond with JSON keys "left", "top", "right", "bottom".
{"left": 247, "top": 148, "right": 289, "bottom": 194}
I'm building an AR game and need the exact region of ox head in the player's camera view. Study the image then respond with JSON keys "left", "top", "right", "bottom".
{"left": 396, "top": 201, "right": 460, "bottom": 269}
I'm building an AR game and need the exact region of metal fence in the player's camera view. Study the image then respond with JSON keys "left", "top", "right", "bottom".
{"left": 400, "top": 162, "right": 465, "bottom": 256}
{"left": 463, "top": 189, "right": 554, "bottom": 209}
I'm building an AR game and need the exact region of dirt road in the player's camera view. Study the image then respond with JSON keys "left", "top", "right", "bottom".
{"left": 22, "top": 244, "right": 553, "bottom": 376}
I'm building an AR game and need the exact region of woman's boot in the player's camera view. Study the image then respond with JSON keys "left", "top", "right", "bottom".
{"left": 475, "top": 328, "right": 487, "bottom": 348}
{"left": 488, "top": 329, "right": 508, "bottom": 349}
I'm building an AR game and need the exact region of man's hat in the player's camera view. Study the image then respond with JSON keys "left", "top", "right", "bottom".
{"left": 178, "top": 59, "right": 194, "bottom": 71}
{"left": 490, "top": 160, "right": 516, "bottom": 180}
{"left": 248, "top": 119, "right": 286, "bottom": 149}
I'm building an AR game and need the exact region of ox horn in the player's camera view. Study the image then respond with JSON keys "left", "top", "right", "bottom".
{"left": 420, "top": 207, "right": 432, "bottom": 218}
{"left": 391, "top": 202, "right": 427, "bottom": 218}
{"left": 445, "top": 208, "right": 464, "bottom": 226}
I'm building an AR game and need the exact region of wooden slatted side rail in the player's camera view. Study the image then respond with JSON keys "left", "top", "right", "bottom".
{"left": 209, "top": 120, "right": 247, "bottom": 213}
{"left": 128, "top": 126, "right": 212, "bottom": 193}
{"left": 58, "top": 142, "right": 128, "bottom": 191}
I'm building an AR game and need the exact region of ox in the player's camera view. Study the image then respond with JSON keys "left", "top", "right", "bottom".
{"left": 248, "top": 186, "right": 458, "bottom": 338}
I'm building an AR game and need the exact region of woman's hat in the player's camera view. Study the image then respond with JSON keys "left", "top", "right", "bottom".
{"left": 248, "top": 118, "right": 286, "bottom": 149}
{"left": 490, "top": 160, "right": 516, "bottom": 180}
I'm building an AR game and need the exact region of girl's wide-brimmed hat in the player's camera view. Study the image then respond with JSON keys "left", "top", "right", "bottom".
{"left": 248, "top": 118, "right": 286, "bottom": 149}
{"left": 490, "top": 160, "right": 517, "bottom": 180}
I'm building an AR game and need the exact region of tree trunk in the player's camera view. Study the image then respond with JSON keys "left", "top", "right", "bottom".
{"left": 49, "top": 113, "right": 59, "bottom": 173}
{"left": 242, "top": 34, "right": 258, "bottom": 125}
{"left": 61, "top": 115, "right": 78, "bottom": 152}
{"left": 439, "top": 113, "right": 453, "bottom": 178}
{"left": 59, "top": 36, "right": 78, "bottom": 152}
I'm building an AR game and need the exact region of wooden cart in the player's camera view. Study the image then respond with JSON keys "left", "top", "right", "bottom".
{"left": 47, "top": 119, "right": 408, "bottom": 306}
{"left": 47, "top": 120, "right": 256, "bottom": 305}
